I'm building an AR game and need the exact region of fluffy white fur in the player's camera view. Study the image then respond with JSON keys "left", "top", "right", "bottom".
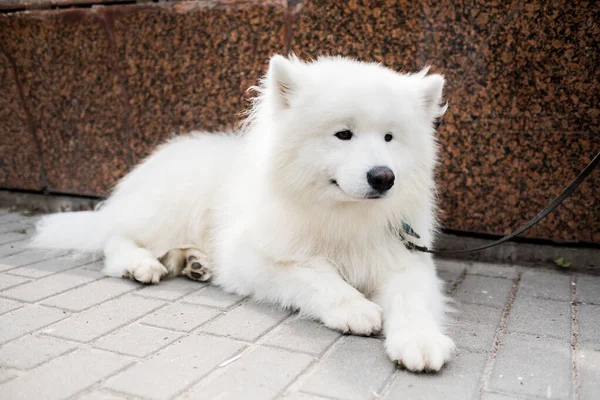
{"left": 32, "top": 55, "right": 454, "bottom": 371}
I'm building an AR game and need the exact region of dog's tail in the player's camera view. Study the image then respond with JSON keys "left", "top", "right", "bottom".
{"left": 30, "top": 210, "right": 111, "bottom": 252}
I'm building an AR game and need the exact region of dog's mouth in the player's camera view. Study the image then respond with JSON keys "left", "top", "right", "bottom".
{"left": 330, "top": 179, "right": 385, "bottom": 200}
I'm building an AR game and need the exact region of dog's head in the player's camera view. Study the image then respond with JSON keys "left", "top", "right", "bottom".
{"left": 254, "top": 55, "right": 446, "bottom": 206}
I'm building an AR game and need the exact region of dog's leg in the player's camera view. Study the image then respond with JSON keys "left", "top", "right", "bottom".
{"left": 216, "top": 253, "right": 382, "bottom": 336}
{"left": 374, "top": 254, "right": 455, "bottom": 372}
{"left": 159, "top": 247, "right": 212, "bottom": 282}
{"left": 103, "top": 235, "right": 168, "bottom": 284}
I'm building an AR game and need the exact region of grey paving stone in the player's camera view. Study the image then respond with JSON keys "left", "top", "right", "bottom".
{"left": 0, "top": 369, "right": 16, "bottom": 385}
{"left": 0, "top": 335, "right": 76, "bottom": 370}
{"left": 438, "top": 269, "right": 462, "bottom": 286}
{"left": 481, "top": 392, "right": 530, "bottom": 400}
{"left": 0, "top": 241, "right": 28, "bottom": 258}
{"left": 0, "top": 215, "right": 36, "bottom": 226}
{"left": 579, "top": 304, "right": 600, "bottom": 346}
{"left": 41, "top": 278, "right": 139, "bottom": 311}
{"left": 0, "top": 223, "right": 31, "bottom": 235}
{"left": 386, "top": 350, "right": 487, "bottom": 400}
{"left": 0, "top": 265, "right": 12, "bottom": 273}
{"left": 454, "top": 275, "right": 514, "bottom": 308}
{"left": 469, "top": 262, "right": 518, "bottom": 279}
{"left": 182, "top": 286, "right": 245, "bottom": 309}
{"left": 0, "top": 299, "right": 22, "bottom": 316}
{"left": 135, "top": 277, "right": 205, "bottom": 301}
{"left": 507, "top": 294, "right": 571, "bottom": 340}
{"left": 301, "top": 336, "right": 394, "bottom": 400}
{"left": 75, "top": 389, "right": 130, "bottom": 400}
{"left": 0, "top": 305, "right": 67, "bottom": 344}
{"left": 8, "top": 253, "right": 98, "bottom": 278}
{"left": 0, "top": 349, "right": 131, "bottom": 400}
{"left": 519, "top": 270, "right": 571, "bottom": 301}
{"left": 579, "top": 348, "right": 600, "bottom": 400}
{"left": 0, "top": 215, "right": 39, "bottom": 226}
{"left": 0, "top": 274, "right": 30, "bottom": 291}
{"left": 282, "top": 393, "right": 331, "bottom": 400}
{"left": 47, "top": 295, "right": 164, "bottom": 342}
{"left": 490, "top": 334, "right": 571, "bottom": 399}
{"left": 105, "top": 334, "right": 245, "bottom": 400}
{"left": 94, "top": 323, "right": 184, "bottom": 358}
{"left": 141, "top": 303, "right": 220, "bottom": 332}
{"left": 0, "top": 214, "right": 23, "bottom": 224}
{"left": 79, "top": 261, "right": 105, "bottom": 272}
{"left": 2, "top": 267, "right": 102, "bottom": 302}
{"left": 436, "top": 259, "right": 468, "bottom": 274}
{"left": 17, "top": 216, "right": 39, "bottom": 225}
{"left": 0, "top": 249, "right": 58, "bottom": 272}
{"left": 0, "top": 232, "right": 30, "bottom": 246}
{"left": 264, "top": 317, "right": 340, "bottom": 355}
{"left": 436, "top": 259, "right": 466, "bottom": 284}
{"left": 183, "top": 346, "right": 313, "bottom": 400}
{"left": 447, "top": 302, "right": 503, "bottom": 351}
{"left": 578, "top": 275, "right": 600, "bottom": 305}
{"left": 201, "top": 301, "right": 290, "bottom": 342}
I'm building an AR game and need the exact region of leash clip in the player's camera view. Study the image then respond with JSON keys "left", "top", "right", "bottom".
{"left": 397, "top": 221, "right": 430, "bottom": 253}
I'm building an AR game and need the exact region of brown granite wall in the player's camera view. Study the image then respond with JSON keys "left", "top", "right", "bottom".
{"left": 0, "top": 0, "right": 598, "bottom": 243}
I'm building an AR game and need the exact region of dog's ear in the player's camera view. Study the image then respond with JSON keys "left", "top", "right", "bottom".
{"left": 420, "top": 73, "right": 448, "bottom": 119}
{"left": 267, "top": 55, "right": 297, "bottom": 109}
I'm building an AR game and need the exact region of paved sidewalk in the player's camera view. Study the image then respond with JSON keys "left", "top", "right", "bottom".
{"left": 0, "top": 209, "right": 598, "bottom": 400}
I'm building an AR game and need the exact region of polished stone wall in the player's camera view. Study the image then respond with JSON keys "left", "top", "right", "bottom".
{"left": 1, "top": 0, "right": 598, "bottom": 242}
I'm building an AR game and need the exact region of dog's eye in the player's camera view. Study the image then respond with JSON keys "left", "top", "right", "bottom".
{"left": 334, "top": 130, "right": 353, "bottom": 141}
{"left": 384, "top": 133, "right": 393, "bottom": 142}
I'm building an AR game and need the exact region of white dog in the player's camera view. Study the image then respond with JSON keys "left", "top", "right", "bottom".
{"left": 32, "top": 55, "right": 455, "bottom": 371}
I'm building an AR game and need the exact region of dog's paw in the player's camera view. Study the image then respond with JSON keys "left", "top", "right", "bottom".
{"left": 385, "top": 330, "right": 455, "bottom": 372}
{"left": 130, "top": 259, "right": 168, "bottom": 284}
{"left": 322, "top": 296, "right": 382, "bottom": 336}
{"left": 181, "top": 252, "right": 212, "bottom": 282}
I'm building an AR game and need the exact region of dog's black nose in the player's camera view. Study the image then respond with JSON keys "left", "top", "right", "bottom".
{"left": 367, "top": 166, "right": 395, "bottom": 192}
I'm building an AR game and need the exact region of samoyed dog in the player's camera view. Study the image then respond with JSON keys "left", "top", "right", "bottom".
{"left": 32, "top": 55, "right": 454, "bottom": 371}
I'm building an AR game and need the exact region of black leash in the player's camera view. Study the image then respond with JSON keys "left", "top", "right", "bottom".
{"left": 400, "top": 151, "right": 600, "bottom": 255}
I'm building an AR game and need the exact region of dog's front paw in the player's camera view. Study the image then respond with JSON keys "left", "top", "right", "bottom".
{"left": 385, "top": 330, "right": 455, "bottom": 372}
{"left": 129, "top": 259, "right": 168, "bottom": 284}
{"left": 322, "top": 296, "right": 382, "bottom": 336}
